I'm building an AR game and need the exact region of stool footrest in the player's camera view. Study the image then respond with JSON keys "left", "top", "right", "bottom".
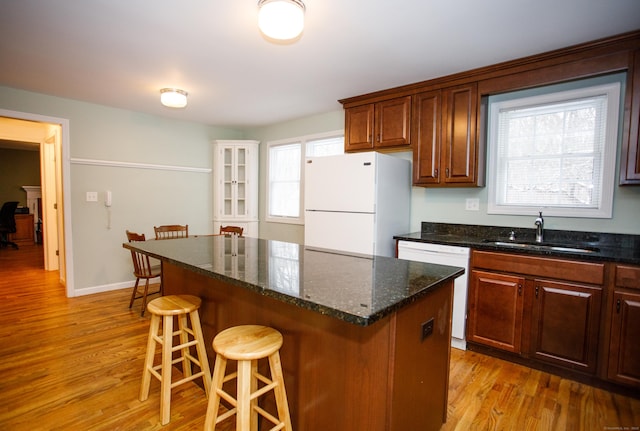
{"left": 254, "top": 404, "right": 285, "bottom": 430}
{"left": 171, "top": 370, "right": 206, "bottom": 389}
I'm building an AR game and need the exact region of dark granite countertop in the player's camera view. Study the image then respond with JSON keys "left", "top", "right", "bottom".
{"left": 123, "top": 236, "right": 464, "bottom": 326}
{"left": 394, "top": 223, "right": 640, "bottom": 265}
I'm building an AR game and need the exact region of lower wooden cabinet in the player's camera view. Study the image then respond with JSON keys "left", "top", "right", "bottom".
{"left": 468, "top": 250, "right": 606, "bottom": 377}
{"left": 468, "top": 270, "right": 523, "bottom": 353}
{"left": 607, "top": 265, "right": 640, "bottom": 387}
{"left": 531, "top": 279, "right": 602, "bottom": 373}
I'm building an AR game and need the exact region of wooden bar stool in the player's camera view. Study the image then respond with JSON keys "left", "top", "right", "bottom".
{"left": 140, "top": 295, "right": 212, "bottom": 425}
{"left": 204, "top": 325, "right": 292, "bottom": 431}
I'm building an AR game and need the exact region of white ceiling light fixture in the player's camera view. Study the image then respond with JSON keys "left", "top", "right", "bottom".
{"left": 258, "top": 0, "right": 305, "bottom": 41}
{"left": 160, "top": 88, "right": 188, "bottom": 108}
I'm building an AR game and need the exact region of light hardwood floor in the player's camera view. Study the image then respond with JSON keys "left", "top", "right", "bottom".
{"left": 0, "top": 243, "right": 638, "bottom": 430}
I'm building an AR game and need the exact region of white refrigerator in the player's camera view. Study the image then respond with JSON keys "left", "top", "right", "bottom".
{"left": 304, "top": 152, "right": 411, "bottom": 257}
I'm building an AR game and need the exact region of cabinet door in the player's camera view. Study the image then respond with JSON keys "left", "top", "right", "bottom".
{"left": 442, "top": 83, "right": 478, "bottom": 185}
{"left": 412, "top": 90, "right": 441, "bottom": 185}
{"left": 375, "top": 96, "right": 411, "bottom": 148}
{"left": 468, "top": 270, "right": 524, "bottom": 353}
{"left": 620, "top": 49, "right": 640, "bottom": 184}
{"left": 345, "top": 104, "right": 375, "bottom": 151}
{"left": 531, "top": 279, "right": 602, "bottom": 373}
{"left": 608, "top": 291, "right": 640, "bottom": 387}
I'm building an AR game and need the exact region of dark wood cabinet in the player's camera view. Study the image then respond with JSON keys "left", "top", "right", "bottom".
{"left": 620, "top": 49, "right": 640, "bottom": 184}
{"left": 467, "top": 270, "right": 524, "bottom": 353}
{"left": 344, "top": 96, "right": 411, "bottom": 152}
{"left": 8, "top": 214, "right": 34, "bottom": 244}
{"left": 412, "top": 90, "right": 441, "bottom": 184}
{"left": 442, "top": 83, "right": 479, "bottom": 185}
{"left": 469, "top": 250, "right": 606, "bottom": 377}
{"left": 607, "top": 265, "right": 640, "bottom": 388}
{"left": 531, "top": 279, "right": 602, "bottom": 373}
{"left": 412, "top": 84, "right": 480, "bottom": 186}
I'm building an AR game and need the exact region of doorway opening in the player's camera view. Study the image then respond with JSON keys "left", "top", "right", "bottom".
{"left": 0, "top": 109, "right": 74, "bottom": 297}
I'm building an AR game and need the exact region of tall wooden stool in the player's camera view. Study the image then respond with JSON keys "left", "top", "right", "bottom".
{"left": 204, "top": 325, "right": 292, "bottom": 431}
{"left": 140, "top": 295, "right": 212, "bottom": 425}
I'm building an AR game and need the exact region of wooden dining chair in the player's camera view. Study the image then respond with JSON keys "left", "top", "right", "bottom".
{"left": 154, "top": 224, "right": 189, "bottom": 240}
{"left": 219, "top": 225, "right": 244, "bottom": 237}
{"left": 126, "top": 230, "right": 162, "bottom": 316}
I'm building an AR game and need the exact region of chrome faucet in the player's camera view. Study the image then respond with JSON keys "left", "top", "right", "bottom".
{"left": 534, "top": 211, "right": 544, "bottom": 243}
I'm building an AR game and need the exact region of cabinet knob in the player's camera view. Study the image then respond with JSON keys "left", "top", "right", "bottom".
{"left": 518, "top": 284, "right": 522, "bottom": 296}
{"left": 616, "top": 298, "right": 621, "bottom": 313}
{"left": 445, "top": 168, "right": 450, "bottom": 178}
{"left": 434, "top": 168, "right": 438, "bottom": 178}
{"left": 535, "top": 285, "right": 539, "bottom": 298}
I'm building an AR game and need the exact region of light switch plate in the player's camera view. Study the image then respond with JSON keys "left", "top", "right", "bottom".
{"left": 465, "top": 198, "right": 479, "bottom": 211}
{"left": 86, "top": 191, "right": 98, "bottom": 202}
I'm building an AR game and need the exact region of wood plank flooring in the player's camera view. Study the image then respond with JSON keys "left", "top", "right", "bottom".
{"left": 0, "top": 243, "right": 638, "bottom": 430}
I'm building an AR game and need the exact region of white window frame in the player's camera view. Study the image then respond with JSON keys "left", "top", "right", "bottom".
{"left": 487, "top": 79, "right": 621, "bottom": 219}
{"left": 266, "top": 130, "right": 343, "bottom": 224}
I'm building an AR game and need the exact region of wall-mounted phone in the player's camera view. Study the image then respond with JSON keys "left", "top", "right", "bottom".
{"left": 104, "top": 190, "right": 112, "bottom": 207}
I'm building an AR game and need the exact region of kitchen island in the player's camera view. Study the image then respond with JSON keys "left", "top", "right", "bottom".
{"left": 124, "top": 236, "right": 464, "bottom": 431}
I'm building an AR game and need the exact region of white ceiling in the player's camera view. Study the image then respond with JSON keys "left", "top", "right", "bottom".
{"left": 1, "top": 1, "right": 639, "bottom": 128}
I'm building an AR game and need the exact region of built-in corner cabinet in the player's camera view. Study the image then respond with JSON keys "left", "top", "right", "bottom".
{"left": 212, "top": 140, "right": 259, "bottom": 238}
{"left": 344, "top": 96, "right": 412, "bottom": 152}
{"left": 620, "top": 49, "right": 640, "bottom": 185}
{"left": 413, "top": 84, "right": 480, "bottom": 186}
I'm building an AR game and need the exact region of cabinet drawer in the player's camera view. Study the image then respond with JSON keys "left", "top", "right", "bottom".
{"left": 471, "top": 250, "right": 604, "bottom": 285}
{"left": 615, "top": 265, "right": 640, "bottom": 290}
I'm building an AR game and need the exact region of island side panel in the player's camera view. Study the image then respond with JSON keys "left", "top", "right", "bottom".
{"left": 390, "top": 279, "right": 453, "bottom": 430}
{"left": 163, "top": 262, "right": 395, "bottom": 431}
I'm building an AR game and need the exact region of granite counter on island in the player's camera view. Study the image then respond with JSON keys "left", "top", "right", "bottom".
{"left": 124, "top": 235, "right": 464, "bottom": 431}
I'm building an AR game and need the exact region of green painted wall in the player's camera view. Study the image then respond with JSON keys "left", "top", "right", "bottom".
{"left": 1, "top": 84, "right": 638, "bottom": 295}
{"left": 0, "top": 148, "right": 40, "bottom": 206}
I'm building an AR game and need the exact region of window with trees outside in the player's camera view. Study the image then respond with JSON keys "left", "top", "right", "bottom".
{"left": 487, "top": 74, "right": 623, "bottom": 218}
{"left": 267, "top": 132, "right": 344, "bottom": 224}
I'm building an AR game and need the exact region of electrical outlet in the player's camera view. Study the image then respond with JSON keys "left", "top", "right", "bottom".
{"left": 465, "top": 198, "right": 479, "bottom": 211}
{"left": 421, "top": 318, "right": 434, "bottom": 341}
{"left": 86, "top": 191, "right": 98, "bottom": 202}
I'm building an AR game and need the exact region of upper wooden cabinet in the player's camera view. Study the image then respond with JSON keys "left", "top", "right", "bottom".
{"left": 413, "top": 84, "right": 480, "bottom": 186}
{"left": 620, "top": 49, "right": 640, "bottom": 185}
{"left": 340, "top": 31, "right": 640, "bottom": 187}
{"left": 344, "top": 96, "right": 411, "bottom": 152}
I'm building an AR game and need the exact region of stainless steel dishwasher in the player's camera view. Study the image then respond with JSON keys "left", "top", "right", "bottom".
{"left": 397, "top": 240, "right": 470, "bottom": 350}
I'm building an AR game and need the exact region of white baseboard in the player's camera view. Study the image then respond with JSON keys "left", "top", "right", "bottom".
{"left": 72, "top": 279, "right": 139, "bottom": 296}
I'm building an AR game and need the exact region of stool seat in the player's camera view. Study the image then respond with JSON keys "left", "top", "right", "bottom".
{"left": 213, "top": 325, "right": 283, "bottom": 361}
{"left": 140, "top": 294, "right": 211, "bottom": 426}
{"left": 147, "top": 294, "right": 201, "bottom": 316}
{"left": 205, "top": 325, "right": 292, "bottom": 431}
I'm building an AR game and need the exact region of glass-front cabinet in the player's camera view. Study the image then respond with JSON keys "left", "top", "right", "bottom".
{"left": 212, "top": 140, "right": 259, "bottom": 237}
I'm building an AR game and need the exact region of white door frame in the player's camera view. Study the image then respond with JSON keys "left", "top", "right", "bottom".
{"left": 0, "top": 108, "right": 74, "bottom": 297}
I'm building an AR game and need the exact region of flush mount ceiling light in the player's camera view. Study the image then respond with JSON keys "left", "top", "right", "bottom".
{"left": 160, "top": 88, "right": 188, "bottom": 108}
{"left": 258, "top": 0, "right": 305, "bottom": 40}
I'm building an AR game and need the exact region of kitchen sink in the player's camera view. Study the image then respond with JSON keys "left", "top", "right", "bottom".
{"left": 482, "top": 240, "right": 600, "bottom": 254}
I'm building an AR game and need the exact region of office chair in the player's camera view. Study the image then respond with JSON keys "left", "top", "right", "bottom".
{"left": 0, "top": 201, "right": 20, "bottom": 249}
